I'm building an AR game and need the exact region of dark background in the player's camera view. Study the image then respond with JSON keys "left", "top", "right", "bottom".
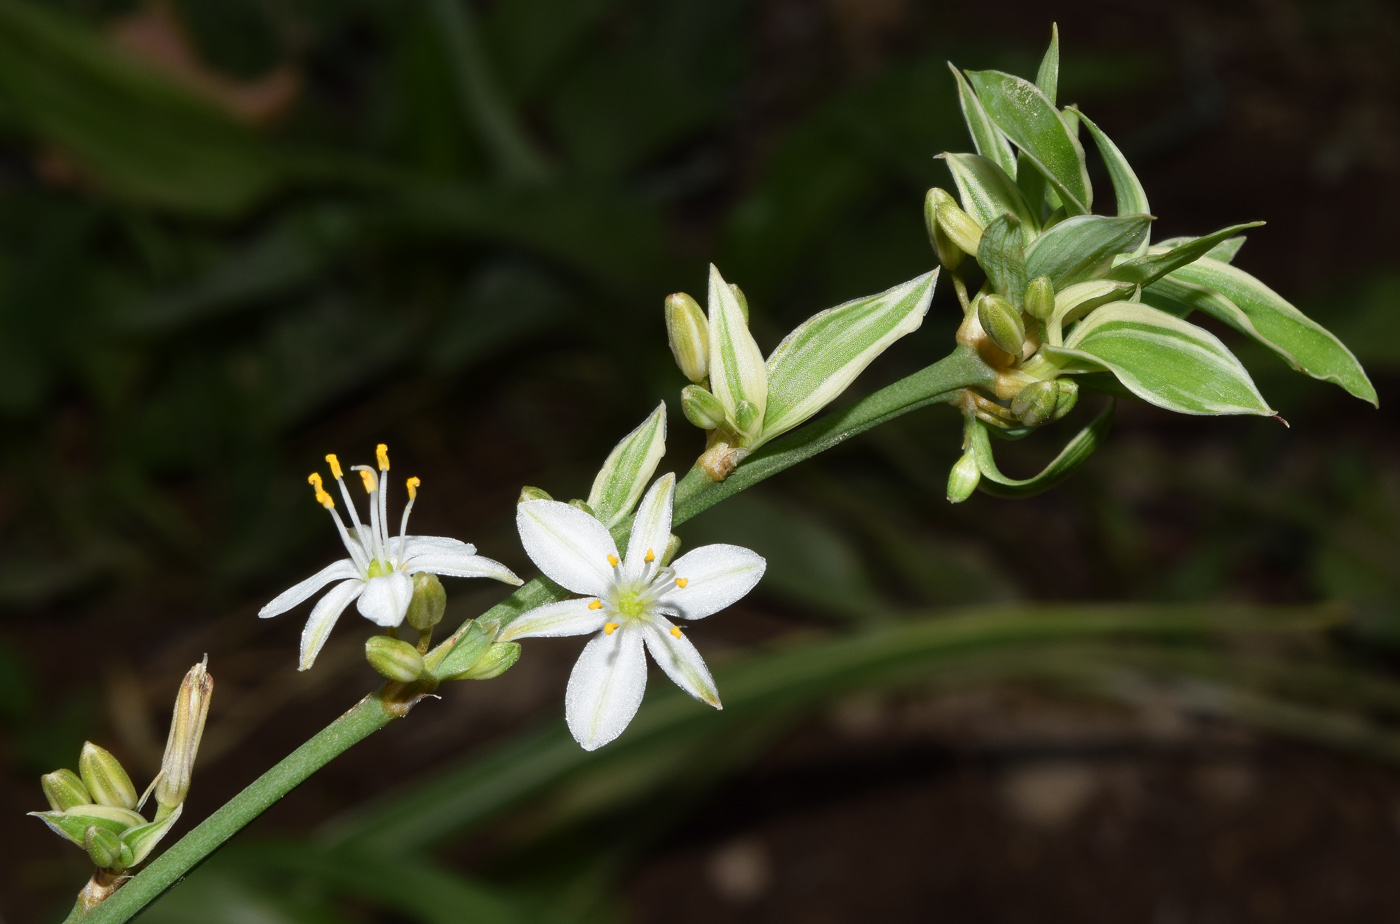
{"left": 2, "top": 0, "right": 1399, "bottom": 921}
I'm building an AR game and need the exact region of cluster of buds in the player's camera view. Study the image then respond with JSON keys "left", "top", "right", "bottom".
{"left": 32, "top": 660, "right": 212, "bottom": 910}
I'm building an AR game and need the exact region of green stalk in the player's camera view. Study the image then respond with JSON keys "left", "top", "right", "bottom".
{"left": 73, "top": 345, "right": 993, "bottom": 924}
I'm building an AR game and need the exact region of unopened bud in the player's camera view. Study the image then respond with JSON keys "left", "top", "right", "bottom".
{"left": 78, "top": 743, "right": 137, "bottom": 811}
{"left": 405, "top": 572, "right": 447, "bottom": 633}
{"left": 947, "top": 452, "right": 981, "bottom": 503}
{"left": 930, "top": 188, "right": 983, "bottom": 256}
{"left": 154, "top": 659, "right": 213, "bottom": 815}
{"left": 84, "top": 824, "right": 124, "bottom": 870}
{"left": 1050, "top": 378, "right": 1079, "bottom": 421}
{"left": 728, "top": 283, "right": 750, "bottom": 323}
{"left": 568, "top": 499, "right": 597, "bottom": 517}
{"left": 365, "top": 635, "right": 427, "bottom": 683}
{"left": 42, "top": 769, "right": 91, "bottom": 812}
{"left": 661, "top": 533, "right": 682, "bottom": 566}
{"left": 453, "top": 642, "right": 521, "bottom": 680}
{"left": 518, "top": 485, "right": 553, "bottom": 503}
{"left": 733, "top": 399, "right": 762, "bottom": 439}
{"left": 977, "top": 294, "right": 1026, "bottom": 357}
{"left": 1025, "top": 275, "right": 1055, "bottom": 320}
{"left": 1011, "top": 380, "right": 1060, "bottom": 426}
{"left": 665, "top": 292, "right": 709, "bottom": 383}
{"left": 681, "top": 385, "right": 726, "bottom": 430}
{"left": 924, "top": 188, "right": 963, "bottom": 270}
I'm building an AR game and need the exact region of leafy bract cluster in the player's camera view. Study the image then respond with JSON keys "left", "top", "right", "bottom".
{"left": 930, "top": 26, "right": 1375, "bottom": 499}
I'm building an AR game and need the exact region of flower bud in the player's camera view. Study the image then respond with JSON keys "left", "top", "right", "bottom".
{"left": 568, "top": 499, "right": 597, "bottom": 517}
{"left": 930, "top": 188, "right": 982, "bottom": 256}
{"left": 405, "top": 572, "right": 447, "bottom": 633}
{"left": 84, "top": 824, "right": 125, "bottom": 870}
{"left": 947, "top": 451, "right": 981, "bottom": 503}
{"left": 1050, "top": 378, "right": 1079, "bottom": 421}
{"left": 518, "top": 485, "right": 553, "bottom": 503}
{"left": 1011, "top": 380, "right": 1060, "bottom": 426}
{"left": 681, "top": 385, "right": 727, "bottom": 430}
{"left": 1025, "top": 275, "right": 1055, "bottom": 321}
{"left": 924, "top": 188, "right": 963, "bottom": 271}
{"left": 453, "top": 642, "right": 520, "bottom": 680}
{"left": 78, "top": 743, "right": 137, "bottom": 811}
{"left": 365, "top": 635, "right": 427, "bottom": 683}
{"left": 977, "top": 294, "right": 1026, "bottom": 357}
{"left": 154, "top": 659, "right": 213, "bottom": 816}
{"left": 665, "top": 292, "right": 709, "bottom": 383}
{"left": 661, "top": 533, "right": 682, "bottom": 567}
{"left": 733, "top": 399, "right": 762, "bottom": 440}
{"left": 728, "top": 283, "right": 750, "bottom": 323}
{"left": 42, "top": 769, "right": 91, "bottom": 813}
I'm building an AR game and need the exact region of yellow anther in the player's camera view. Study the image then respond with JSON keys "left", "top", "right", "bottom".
{"left": 325, "top": 454, "right": 343, "bottom": 479}
{"left": 676, "top": 578, "right": 689, "bottom": 588}
{"left": 376, "top": 443, "right": 390, "bottom": 471}
{"left": 670, "top": 626, "right": 683, "bottom": 639}
{"left": 308, "top": 473, "right": 335, "bottom": 509}
{"left": 308, "top": 472, "right": 324, "bottom": 490}
{"left": 406, "top": 476, "right": 421, "bottom": 500}
{"left": 645, "top": 549, "right": 655, "bottom": 562}
{"left": 604, "top": 622, "right": 620, "bottom": 635}
{"left": 359, "top": 469, "right": 377, "bottom": 493}
{"left": 607, "top": 554, "right": 620, "bottom": 567}
{"left": 588, "top": 600, "right": 603, "bottom": 610}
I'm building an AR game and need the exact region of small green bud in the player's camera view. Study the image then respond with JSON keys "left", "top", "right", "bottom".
{"left": 660, "top": 533, "right": 682, "bottom": 567}
{"left": 947, "top": 452, "right": 981, "bottom": 503}
{"left": 733, "top": 399, "right": 762, "bottom": 439}
{"left": 977, "top": 294, "right": 1026, "bottom": 357}
{"left": 728, "top": 283, "right": 750, "bottom": 323}
{"left": 665, "top": 292, "right": 709, "bottom": 383}
{"left": 924, "top": 188, "right": 963, "bottom": 270}
{"left": 930, "top": 188, "right": 983, "bottom": 256}
{"left": 1011, "top": 380, "right": 1060, "bottom": 426}
{"left": 42, "top": 769, "right": 91, "bottom": 813}
{"left": 78, "top": 743, "right": 137, "bottom": 811}
{"left": 568, "top": 499, "right": 597, "bottom": 517}
{"left": 681, "top": 384, "right": 727, "bottom": 430}
{"left": 154, "top": 659, "right": 212, "bottom": 815}
{"left": 518, "top": 485, "right": 553, "bottom": 503}
{"left": 365, "top": 635, "right": 427, "bottom": 683}
{"left": 453, "top": 642, "right": 521, "bottom": 680}
{"left": 1025, "top": 275, "right": 1055, "bottom": 320}
{"left": 84, "top": 824, "right": 125, "bottom": 870}
{"left": 405, "top": 572, "right": 447, "bottom": 633}
{"left": 1050, "top": 378, "right": 1079, "bottom": 421}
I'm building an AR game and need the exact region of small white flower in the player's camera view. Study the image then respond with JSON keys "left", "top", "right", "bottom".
{"left": 260, "top": 444, "right": 521, "bottom": 670}
{"left": 503, "top": 472, "right": 765, "bottom": 750}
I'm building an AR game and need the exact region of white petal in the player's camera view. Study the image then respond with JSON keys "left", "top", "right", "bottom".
{"left": 259, "top": 559, "right": 360, "bottom": 618}
{"left": 356, "top": 571, "right": 414, "bottom": 627}
{"left": 299, "top": 579, "right": 365, "bottom": 670}
{"left": 403, "top": 549, "right": 522, "bottom": 585}
{"left": 565, "top": 627, "right": 647, "bottom": 751}
{"left": 499, "top": 598, "right": 609, "bottom": 641}
{"left": 642, "top": 618, "right": 720, "bottom": 708}
{"left": 399, "top": 535, "right": 477, "bottom": 558}
{"left": 656, "top": 544, "right": 765, "bottom": 621}
{"left": 516, "top": 499, "right": 618, "bottom": 596}
{"left": 623, "top": 473, "right": 675, "bottom": 582}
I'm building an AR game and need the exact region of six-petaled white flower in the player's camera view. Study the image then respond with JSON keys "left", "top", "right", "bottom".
{"left": 502, "top": 472, "right": 765, "bottom": 750}
{"left": 260, "top": 444, "right": 521, "bottom": 670}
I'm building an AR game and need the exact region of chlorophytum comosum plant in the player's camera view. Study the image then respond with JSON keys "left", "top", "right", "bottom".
{"left": 39, "top": 26, "right": 1375, "bottom": 923}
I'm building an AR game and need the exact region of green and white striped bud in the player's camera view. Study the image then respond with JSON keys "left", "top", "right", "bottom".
{"left": 728, "top": 284, "right": 750, "bottom": 323}
{"left": 453, "top": 642, "right": 520, "bottom": 680}
{"left": 977, "top": 294, "right": 1026, "bottom": 357}
{"left": 84, "top": 824, "right": 124, "bottom": 870}
{"left": 1011, "top": 380, "right": 1060, "bottom": 426}
{"left": 661, "top": 533, "right": 682, "bottom": 567}
{"left": 929, "top": 187, "right": 983, "bottom": 256}
{"left": 1050, "top": 378, "right": 1079, "bottom": 421}
{"left": 1025, "top": 275, "right": 1055, "bottom": 321}
{"left": 947, "top": 451, "right": 981, "bottom": 503}
{"left": 42, "top": 769, "right": 91, "bottom": 813}
{"left": 733, "top": 399, "right": 763, "bottom": 441}
{"left": 568, "top": 498, "right": 597, "bottom": 517}
{"left": 518, "top": 485, "right": 553, "bottom": 503}
{"left": 405, "top": 572, "right": 447, "bottom": 633}
{"left": 665, "top": 292, "right": 710, "bottom": 383}
{"left": 365, "top": 635, "right": 427, "bottom": 683}
{"left": 924, "top": 188, "right": 963, "bottom": 270}
{"left": 154, "top": 659, "right": 212, "bottom": 816}
{"left": 78, "top": 743, "right": 137, "bottom": 811}
{"left": 681, "top": 384, "right": 727, "bottom": 430}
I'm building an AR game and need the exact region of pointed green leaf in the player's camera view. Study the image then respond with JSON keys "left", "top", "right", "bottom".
{"left": 1014, "top": 149, "right": 1048, "bottom": 222}
{"left": 30, "top": 806, "right": 144, "bottom": 845}
{"left": 761, "top": 271, "right": 936, "bottom": 439}
{"left": 1067, "top": 109, "right": 1149, "bottom": 237}
{"left": 121, "top": 803, "right": 182, "bottom": 867}
{"left": 707, "top": 264, "right": 768, "bottom": 422}
{"left": 977, "top": 215, "right": 1028, "bottom": 307}
{"left": 1149, "top": 258, "right": 1376, "bottom": 405}
{"left": 1104, "top": 222, "right": 1262, "bottom": 288}
{"left": 1049, "top": 302, "right": 1274, "bottom": 416}
{"left": 948, "top": 64, "right": 1016, "bottom": 178}
{"left": 941, "top": 153, "right": 1036, "bottom": 236}
{"left": 1158, "top": 235, "right": 1248, "bottom": 265}
{"left": 969, "top": 401, "right": 1113, "bottom": 498}
{"left": 1035, "top": 24, "right": 1060, "bottom": 105}
{"left": 966, "top": 69, "right": 1092, "bottom": 215}
{"left": 586, "top": 401, "right": 667, "bottom": 527}
{"left": 430, "top": 621, "right": 493, "bottom": 679}
{"left": 1025, "top": 214, "right": 1152, "bottom": 289}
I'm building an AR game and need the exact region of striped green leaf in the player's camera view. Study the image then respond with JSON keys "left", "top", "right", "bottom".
{"left": 1104, "top": 222, "right": 1262, "bottom": 288}
{"left": 948, "top": 64, "right": 1017, "bottom": 178}
{"left": 1025, "top": 214, "right": 1152, "bottom": 289}
{"left": 941, "top": 152, "right": 1036, "bottom": 236}
{"left": 587, "top": 401, "right": 668, "bottom": 527}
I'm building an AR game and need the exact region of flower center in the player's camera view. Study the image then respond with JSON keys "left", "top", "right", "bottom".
{"left": 614, "top": 590, "right": 648, "bottom": 619}
{"left": 366, "top": 559, "right": 393, "bottom": 578}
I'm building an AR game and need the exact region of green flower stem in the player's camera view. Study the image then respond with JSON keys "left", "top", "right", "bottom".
{"left": 74, "top": 344, "right": 994, "bottom": 924}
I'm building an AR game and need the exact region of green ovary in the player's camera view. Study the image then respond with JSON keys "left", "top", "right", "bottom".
{"left": 614, "top": 590, "right": 648, "bottom": 618}
{"left": 366, "top": 559, "right": 392, "bottom": 578}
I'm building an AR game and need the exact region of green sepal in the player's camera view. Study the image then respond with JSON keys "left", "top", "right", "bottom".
{"left": 1025, "top": 214, "right": 1152, "bottom": 289}
{"left": 30, "top": 805, "right": 145, "bottom": 846}
{"left": 1104, "top": 222, "right": 1263, "bottom": 288}
{"left": 121, "top": 802, "right": 182, "bottom": 867}
{"left": 586, "top": 401, "right": 667, "bottom": 528}
{"left": 976, "top": 214, "right": 1027, "bottom": 308}
{"left": 968, "top": 401, "right": 1115, "bottom": 498}
{"left": 429, "top": 621, "right": 492, "bottom": 678}
{"left": 449, "top": 642, "right": 521, "bottom": 681}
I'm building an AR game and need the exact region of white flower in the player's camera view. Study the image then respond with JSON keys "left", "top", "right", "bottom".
{"left": 259, "top": 444, "right": 522, "bottom": 670}
{"left": 503, "top": 472, "right": 765, "bottom": 750}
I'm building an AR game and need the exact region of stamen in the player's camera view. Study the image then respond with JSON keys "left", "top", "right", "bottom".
{"left": 607, "top": 554, "right": 620, "bottom": 567}
{"left": 604, "top": 622, "right": 620, "bottom": 635}
{"left": 377, "top": 443, "right": 390, "bottom": 471}
{"left": 406, "top": 476, "right": 420, "bottom": 500}
{"left": 676, "top": 578, "right": 689, "bottom": 588}
{"left": 358, "top": 469, "right": 377, "bottom": 493}
{"left": 308, "top": 473, "right": 334, "bottom": 509}
{"left": 328, "top": 453, "right": 364, "bottom": 532}
{"left": 645, "top": 549, "right": 655, "bottom": 562}
{"left": 353, "top": 465, "right": 387, "bottom": 565}
{"left": 325, "top": 454, "right": 343, "bottom": 479}
{"left": 670, "top": 626, "right": 683, "bottom": 639}
{"left": 397, "top": 477, "right": 420, "bottom": 561}
{"left": 588, "top": 600, "right": 603, "bottom": 610}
